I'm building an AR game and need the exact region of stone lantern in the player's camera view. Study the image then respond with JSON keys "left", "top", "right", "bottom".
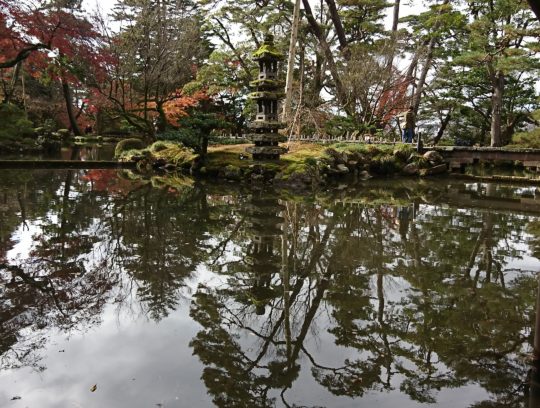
{"left": 245, "top": 34, "right": 287, "bottom": 160}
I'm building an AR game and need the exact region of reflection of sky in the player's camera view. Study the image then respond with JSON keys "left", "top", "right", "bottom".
{"left": 0, "top": 301, "right": 212, "bottom": 407}
{"left": 7, "top": 222, "right": 41, "bottom": 262}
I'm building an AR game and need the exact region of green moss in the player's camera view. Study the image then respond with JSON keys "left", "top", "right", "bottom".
{"left": 409, "top": 154, "right": 430, "bottom": 169}
{"left": 369, "top": 154, "right": 401, "bottom": 175}
{"left": 150, "top": 140, "right": 176, "bottom": 153}
{"left": 206, "top": 150, "right": 247, "bottom": 170}
{"left": 115, "top": 138, "right": 145, "bottom": 157}
{"left": 330, "top": 143, "right": 396, "bottom": 158}
{"left": 151, "top": 142, "right": 198, "bottom": 167}
{"left": 392, "top": 144, "right": 415, "bottom": 162}
{"left": 252, "top": 44, "right": 284, "bottom": 60}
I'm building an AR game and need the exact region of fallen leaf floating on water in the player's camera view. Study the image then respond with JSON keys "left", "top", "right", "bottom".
{"left": 90, "top": 384, "right": 97, "bottom": 392}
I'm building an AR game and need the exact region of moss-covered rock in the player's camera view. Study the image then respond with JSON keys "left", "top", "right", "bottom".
{"left": 220, "top": 165, "right": 242, "bottom": 180}
{"left": 115, "top": 138, "right": 145, "bottom": 157}
{"left": 57, "top": 129, "right": 70, "bottom": 140}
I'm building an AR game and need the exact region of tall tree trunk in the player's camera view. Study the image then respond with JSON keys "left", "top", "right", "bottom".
{"left": 282, "top": 0, "right": 302, "bottom": 123}
{"left": 61, "top": 75, "right": 82, "bottom": 136}
{"left": 302, "top": 0, "right": 352, "bottom": 116}
{"left": 490, "top": 71, "right": 504, "bottom": 147}
{"left": 385, "top": 0, "right": 401, "bottom": 70}
{"left": 391, "top": 0, "right": 401, "bottom": 32}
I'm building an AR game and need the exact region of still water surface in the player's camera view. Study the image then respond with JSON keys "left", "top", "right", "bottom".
{"left": 1, "top": 169, "right": 540, "bottom": 407}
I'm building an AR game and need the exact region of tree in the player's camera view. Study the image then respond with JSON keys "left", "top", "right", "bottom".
{"left": 102, "top": 0, "right": 210, "bottom": 139}
{"left": 0, "top": 0, "right": 111, "bottom": 135}
{"left": 455, "top": 0, "right": 540, "bottom": 146}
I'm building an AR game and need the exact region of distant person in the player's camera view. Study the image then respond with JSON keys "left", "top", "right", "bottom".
{"left": 400, "top": 106, "right": 415, "bottom": 143}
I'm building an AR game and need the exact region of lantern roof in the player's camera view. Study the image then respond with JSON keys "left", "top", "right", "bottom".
{"left": 253, "top": 34, "right": 284, "bottom": 61}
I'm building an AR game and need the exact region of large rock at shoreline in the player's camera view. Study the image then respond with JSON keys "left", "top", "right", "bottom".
{"left": 423, "top": 150, "right": 444, "bottom": 165}
{"left": 336, "top": 164, "right": 350, "bottom": 174}
{"left": 402, "top": 162, "right": 419, "bottom": 175}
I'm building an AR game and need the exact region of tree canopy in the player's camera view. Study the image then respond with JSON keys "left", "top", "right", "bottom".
{"left": 1, "top": 0, "right": 539, "bottom": 146}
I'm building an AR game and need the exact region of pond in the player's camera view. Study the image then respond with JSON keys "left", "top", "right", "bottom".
{"left": 1, "top": 169, "right": 540, "bottom": 407}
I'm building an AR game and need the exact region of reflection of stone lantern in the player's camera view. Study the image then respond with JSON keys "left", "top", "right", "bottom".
{"left": 245, "top": 194, "right": 284, "bottom": 315}
{"left": 246, "top": 34, "right": 287, "bottom": 160}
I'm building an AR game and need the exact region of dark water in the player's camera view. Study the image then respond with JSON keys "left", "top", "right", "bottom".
{"left": 1, "top": 169, "right": 540, "bottom": 407}
{"left": 1, "top": 144, "right": 116, "bottom": 161}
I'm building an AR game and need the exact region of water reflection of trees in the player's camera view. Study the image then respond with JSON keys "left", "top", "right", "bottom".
{"left": 190, "top": 190, "right": 539, "bottom": 407}
{"left": 0, "top": 170, "right": 221, "bottom": 368}
{"left": 0, "top": 170, "right": 539, "bottom": 406}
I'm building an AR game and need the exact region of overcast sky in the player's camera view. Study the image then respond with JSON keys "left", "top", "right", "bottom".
{"left": 83, "top": 0, "right": 425, "bottom": 31}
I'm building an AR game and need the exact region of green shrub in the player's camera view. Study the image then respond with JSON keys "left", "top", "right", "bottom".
{"left": 152, "top": 142, "right": 197, "bottom": 167}
{"left": 509, "top": 128, "right": 540, "bottom": 149}
{"left": 0, "top": 104, "right": 34, "bottom": 140}
{"left": 150, "top": 140, "right": 176, "bottom": 152}
{"left": 370, "top": 154, "right": 400, "bottom": 175}
{"left": 115, "top": 138, "right": 145, "bottom": 157}
{"left": 393, "top": 144, "right": 415, "bottom": 162}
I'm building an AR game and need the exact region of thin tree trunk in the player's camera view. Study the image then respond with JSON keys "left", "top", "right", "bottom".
{"left": 432, "top": 109, "right": 452, "bottom": 145}
{"left": 412, "top": 0, "right": 449, "bottom": 113}
{"left": 155, "top": 100, "right": 168, "bottom": 132}
{"left": 295, "top": 44, "right": 305, "bottom": 136}
{"left": 3, "top": 62, "right": 22, "bottom": 104}
{"left": 413, "top": 38, "right": 435, "bottom": 114}
{"left": 490, "top": 71, "right": 504, "bottom": 147}
{"left": 324, "top": 0, "right": 348, "bottom": 54}
{"left": 281, "top": 211, "right": 292, "bottom": 363}
{"left": 282, "top": 0, "right": 302, "bottom": 123}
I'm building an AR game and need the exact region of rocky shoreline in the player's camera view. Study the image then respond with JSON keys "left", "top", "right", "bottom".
{"left": 118, "top": 141, "right": 452, "bottom": 189}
